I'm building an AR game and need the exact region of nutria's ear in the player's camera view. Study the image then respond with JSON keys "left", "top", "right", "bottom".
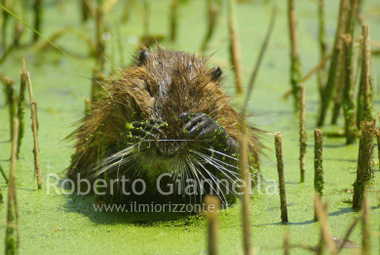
{"left": 210, "top": 66, "right": 222, "bottom": 81}
{"left": 137, "top": 50, "right": 150, "bottom": 66}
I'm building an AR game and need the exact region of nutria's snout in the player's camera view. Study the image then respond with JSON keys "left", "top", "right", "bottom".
{"left": 155, "top": 141, "right": 185, "bottom": 157}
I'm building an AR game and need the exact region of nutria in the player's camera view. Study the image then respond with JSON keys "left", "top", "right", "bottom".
{"left": 67, "top": 47, "right": 261, "bottom": 206}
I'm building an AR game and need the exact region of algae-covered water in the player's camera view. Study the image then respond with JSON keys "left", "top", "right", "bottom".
{"left": 0, "top": 0, "right": 379, "bottom": 254}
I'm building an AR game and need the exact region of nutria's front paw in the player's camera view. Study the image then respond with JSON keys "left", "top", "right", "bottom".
{"left": 178, "top": 113, "right": 227, "bottom": 144}
{"left": 120, "top": 120, "right": 167, "bottom": 144}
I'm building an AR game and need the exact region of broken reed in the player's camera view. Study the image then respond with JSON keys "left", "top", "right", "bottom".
{"left": 169, "top": 0, "right": 178, "bottom": 43}
{"left": 275, "top": 132, "right": 288, "bottom": 223}
{"left": 314, "top": 194, "right": 338, "bottom": 255}
{"left": 353, "top": 120, "right": 375, "bottom": 209}
{"left": 317, "top": 0, "right": 327, "bottom": 96}
{"left": 342, "top": 0, "right": 358, "bottom": 144}
{"left": 5, "top": 117, "right": 20, "bottom": 255}
{"left": 227, "top": 0, "right": 243, "bottom": 94}
{"left": 317, "top": 0, "right": 348, "bottom": 127}
{"left": 288, "top": 0, "right": 302, "bottom": 112}
{"left": 26, "top": 72, "right": 43, "bottom": 189}
{"left": 299, "top": 83, "right": 306, "bottom": 183}
{"left": 239, "top": 132, "right": 252, "bottom": 255}
{"left": 200, "top": 0, "right": 221, "bottom": 52}
{"left": 357, "top": 25, "right": 374, "bottom": 126}
{"left": 205, "top": 195, "right": 220, "bottom": 255}
{"left": 314, "top": 129, "right": 324, "bottom": 220}
{"left": 33, "top": 0, "right": 43, "bottom": 42}
{"left": 16, "top": 64, "right": 27, "bottom": 158}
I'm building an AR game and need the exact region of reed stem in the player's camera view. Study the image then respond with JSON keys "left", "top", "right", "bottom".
{"left": 275, "top": 132, "right": 288, "bottom": 223}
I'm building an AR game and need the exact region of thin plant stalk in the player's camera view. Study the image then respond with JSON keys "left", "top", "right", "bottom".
{"left": 299, "top": 83, "right": 306, "bottom": 183}
{"left": 317, "top": 0, "right": 327, "bottom": 97}
{"left": 200, "top": 0, "right": 221, "bottom": 52}
{"left": 288, "top": 0, "right": 302, "bottom": 112}
{"left": 342, "top": 0, "right": 358, "bottom": 144}
{"left": 314, "top": 194, "right": 338, "bottom": 255}
{"left": 5, "top": 117, "right": 20, "bottom": 255}
{"left": 16, "top": 62, "right": 27, "bottom": 158}
{"left": 317, "top": 0, "right": 348, "bottom": 127}
{"left": 362, "top": 185, "right": 370, "bottom": 255}
{"left": 314, "top": 129, "right": 324, "bottom": 220}
{"left": 26, "top": 72, "right": 43, "bottom": 189}
{"left": 227, "top": 0, "right": 243, "bottom": 94}
{"left": 205, "top": 195, "right": 220, "bottom": 255}
{"left": 33, "top": 0, "right": 42, "bottom": 42}
{"left": 275, "top": 132, "right": 288, "bottom": 223}
{"left": 169, "top": 0, "right": 178, "bottom": 43}
{"left": 0, "top": 164, "right": 9, "bottom": 183}
{"left": 361, "top": 25, "right": 373, "bottom": 123}
{"left": 239, "top": 132, "right": 252, "bottom": 255}
{"left": 95, "top": 0, "right": 105, "bottom": 72}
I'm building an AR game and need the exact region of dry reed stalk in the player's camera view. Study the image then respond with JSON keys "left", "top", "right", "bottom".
{"left": 205, "top": 195, "right": 220, "bottom": 255}
{"left": 1, "top": 0, "right": 11, "bottom": 49}
{"left": 275, "top": 132, "right": 288, "bottom": 223}
{"left": 342, "top": 32, "right": 357, "bottom": 144}
{"left": 227, "top": 0, "right": 243, "bottom": 94}
{"left": 81, "top": 0, "right": 92, "bottom": 22}
{"left": 142, "top": 0, "right": 150, "bottom": 37}
{"left": 361, "top": 185, "right": 370, "bottom": 255}
{"left": 26, "top": 72, "right": 43, "bottom": 189}
{"left": 331, "top": 50, "right": 346, "bottom": 125}
{"left": 342, "top": 0, "right": 359, "bottom": 144}
{"left": 33, "top": 0, "right": 42, "bottom": 42}
{"left": 5, "top": 117, "right": 20, "bottom": 254}
{"left": 169, "top": 0, "right": 178, "bottom": 43}
{"left": 302, "top": 55, "right": 330, "bottom": 83}
{"left": 299, "top": 83, "right": 306, "bottom": 183}
{"left": 338, "top": 216, "right": 362, "bottom": 252}
{"left": 317, "top": 0, "right": 327, "bottom": 97}
{"left": 317, "top": 0, "right": 348, "bottom": 127}
{"left": 353, "top": 120, "right": 375, "bottom": 209}
{"left": 121, "top": 0, "right": 135, "bottom": 23}
{"left": 200, "top": 0, "right": 221, "bottom": 52}
{"left": 95, "top": 1, "right": 105, "bottom": 72}
{"left": 314, "top": 194, "right": 338, "bottom": 255}
{"left": 283, "top": 231, "right": 290, "bottom": 255}
{"left": 239, "top": 132, "right": 252, "bottom": 255}
{"left": 361, "top": 25, "right": 373, "bottom": 123}
{"left": 288, "top": 0, "right": 302, "bottom": 112}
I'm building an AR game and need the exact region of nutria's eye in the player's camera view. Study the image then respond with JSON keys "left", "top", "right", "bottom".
{"left": 210, "top": 66, "right": 222, "bottom": 81}
{"left": 137, "top": 50, "right": 150, "bottom": 66}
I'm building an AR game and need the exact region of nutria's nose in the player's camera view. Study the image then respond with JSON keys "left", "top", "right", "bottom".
{"left": 156, "top": 142, "right": 181, "bottom": 156}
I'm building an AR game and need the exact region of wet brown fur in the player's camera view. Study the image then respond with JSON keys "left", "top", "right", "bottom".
{"left": 67, "top": 47, "right": 261, "bottom": 187}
